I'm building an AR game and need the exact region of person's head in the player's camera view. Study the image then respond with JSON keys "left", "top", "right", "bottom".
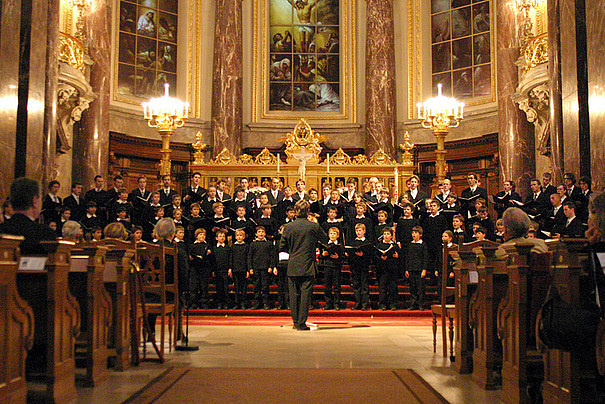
{"left": 442, "top": 230, "right": 453, "bottom": 244}
{"left": 477, "top": 206, "right": 488, "bottom": 219}
{"left": 322, "top": 184, "right": 331, "bottom": 198}
{"left": 355, "top": 223, "right": 366, "bottom": 238}
{"left": 530, "top": 178, "right": 541, "bottom": 193}
{"left": 579, "top": 176, "right": 591, "bottom": 192}
{"left": 529, "top": 221, "right": 540, "bottom": 232}
{"left": 325, "top": 206, "right": 337, "bottom": 220}
{"left": 105, "top": 222, "right": 129, "bottom": 240}
{"left": 296, "top": 179, "right": 306, "bottom": 193}
{"left": 557, "top": 184, "right": 567, "bottom": 196}
{"left": 328, "top": 227, "right": 340, "bottom": 242}
{"left": 61, "top": 207, "right": 71, "bottom": 221}
{"left": 173, "top": 208, "right": 183, "bottom": 220}
{"left": 447, "top": 193, "right": 458, "bottom": 205}
{"left": 330, "top": 189, "right": 340, "bottom": 201}
{"left": 258, "top": 193, "right": 269, "bottom": 205}
{"left": 475, "top": 227, "right": 487, "bottom": 241}
{"left": 400, "top": 193, "right": 410, "bottom": 204}
{"left": 48, "top": 180, "right": 60, "bottom": 194}
{"left": 472, "top": 222, "right": 481, "bottom": 234}
{"left": 116, "top": 206, "right": 128, "bottom": 219}
{"left": 217, "top": 179, "right": 227, "bottom": 192}
{"left": 9, "top": 177, "right": 42, "bottom": 217}
{"left": 286, "top": 206, "right": 296, "bottom": 220}
{"left": 48, "top": 221, "right": 57, "bottom": 231}
{"left": 587, "top": 193, "right": 605, "bottom": 244}
{"left": 155, "top": 206, "right": 165, "bottom": 218}
{"left": 308, "top": 188, "right": 318, "bottom": 201}
{"left": 239, "top": 177, "right": 249, "bottom": 189}
{"left": 71, "top": 182, "right": 83, "bottom": 196}
{"left": 62, "top": 220, "right": 82, "bottom": 240}
{"left": 235, "top": 229, "right": 246, "bottom": 243}
{"left": 151, "top": 191, "right": 160, "bottom": 205}
{"left": 94, "top": 175, "right": 104, "bottom": 189}
{"left": 563, "top": 172, "right": 576, "bottom": 187}
{"left": 442, "top": 179, "right": 452, "bottom": 192}
{"left": 347, "top": 178, "right": 357, "bottom": 192}
{"left": 353, "top": 193, "right": 363, "bottom": 204}
{"left": 502, "top": 207, "right": 531, "bottom": 239}
{"left": 118, "top": 188, "right": 128, "bottom": 201}
{"left": 195, "top": 228, "right": 207, "bottom": 242}
{"left": 86, "top": 201, "right": 98, "bottom": 215}
{"left": 412, "top": 226, "right": 423, "bottom": 241}
{"left": 562, "top": 201, "right": 576, "bottom": 218}
{"left": 382, "top": 227, "right": 394, "bottom": 243}
{"left": 137, "top": 176, "right": 147, "bottom": 189}
{"left": 496, "top": 218, "right": 505, "bottom": 233}
{"left": 191, "top": 172, "right": 201, "bottom": 185}
{"left": 271, "top": 177, "right": 281, "bottom": 190}
{"left": 283, "top": 185, "right": 293, "bottom": 198}
{"left": 215, "top": 229, "right": 226, "bottom": 243}
{"left": 503, "top": 180, "right": 515, "bottom": 192}
{"left": 172, "top": 194, "right": 181, "bottom": 206}
{"left": 255, "top": 226, "right": 266, "bottom": 240}
{"left": 467, "top": 172, "right": 478, "bottom": 187}
{"left": 369, "top": 177, "right": 378, "bottom": 191}
{"left": 91, "top": 227, "right": 103, "bottom": 241}
{"left": 213, "top": 202, "right": 224, "bottom": 216}
{"left": 207, "top": 185, "right": 217, "bottom": 198}
{"left": 261, "top": 204, "right": 272, "bottom": 217}
{"left": 191, "top": 203, "right": 201, "bottom": 216}
{"left": 475, "top": 198, "right": 486, "bottom": 210}
{"left": 132, "top": 226, "right": 143, "bottom": 242}
{"left": 549, "top": 192, "right": 561, "bottom": 207}
{"left": 403, "top": 203, "right": 413, "bottom": 218}
{"left": 527, "top": 230, "right": 537, "bottom": 239}
{"left": 175, "top": 226, "right": 185, "bottom": 240}
{"left": 377, "top": 210, "right": 388, "bottom": 223}
{"left": 408, "top": 175, "right": 419, "bottom": 190}
{"left": 424, "top": 198, "right": 433, "bottom": 210}
{"left": 375, "top": 182, "right": 383, "bottom": 194}
{"left": 295, "top": 199, "right": 310, "bottom": 218}
{"left": 356, "top": 202, "right": 367, "bottom": 216}
{"left": 430, "top": 200, "right": 441, "bottom": 214}
{"left": 162, "top": 175, "right": 171, "bottom": 187}
{"left": 236, "top": 205, "right": 247, "bottom": 218}
{"left": 379, "top": 188, "right": 389, "bottom": 201}
{"left": 538, "top": 172, "right": 552, "bottom": 188}
{"left": 155, "top": 218, "right": 176, "bottom": 240}
{"left": 453, "top": 214, "right": 464, "bottom": 229}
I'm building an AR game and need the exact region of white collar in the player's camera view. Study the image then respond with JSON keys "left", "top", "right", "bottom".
{"left": 356, "top": 215, "right": 365, "bottom": 219}
{"left": 217, "top": 243, "right": 225, "bottom": 247}
{"left": 328, "top": 240, "right": 338, "bottom": 244}
{"left": 355, "top": 237, "right": 366, "bottom": 241}
{"left": 470, "top": 185, "right": 477, "bottom": 192}
{"left": 86, "top": 213, "right": 96, "bottom": 218}
{"left": 412, "top": 239, "right": 423, "bottom": 244}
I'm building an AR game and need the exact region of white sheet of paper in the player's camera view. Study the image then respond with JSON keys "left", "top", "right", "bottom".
{"left": 597, "top": 253, "right": 605, "bottom": 275}
{"left": 278, "top": 252, "right": 290, "bottom": 261}
{"left": 18, "top": 256, "right": 47, "bottom": 271}
{"left": 469, "top": 270, "right": 479, "bottom": 284}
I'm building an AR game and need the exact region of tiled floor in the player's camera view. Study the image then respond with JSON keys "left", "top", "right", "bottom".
{"left": 72, "top": 324, "right": 506, "bottom": 404}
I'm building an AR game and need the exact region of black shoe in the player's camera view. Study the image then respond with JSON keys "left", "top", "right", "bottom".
{"left": 380, "top": 305, "right": 387, "bottom": 311}
{"left": 263, "top": 304, "right": 271, "bottom": 310}
{"left": 297, "top": 325, "right": 311, "bottom": 331}
{"left": 240, "top": 303, "right": 247, "bottom": 310}
{"left": 390, "top": 306, "right": 397, "bottom": 311}
{"left": 251, "top": 303, "right": 261, "bottom": 310}
{"left": 323, "top": 305, "right": 333, "bottom": 310}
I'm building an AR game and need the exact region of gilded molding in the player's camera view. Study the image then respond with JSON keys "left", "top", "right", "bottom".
{"left": 521, "top": 33, "right": 548, "bottom": 74}
{"left": 59, "top": 32, "right": 87, "bottom": 73}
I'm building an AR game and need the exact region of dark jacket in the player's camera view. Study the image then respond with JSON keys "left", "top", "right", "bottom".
{"left": 248, "top": 239, "right": 276, "bottom": 270}
{"left": 406, "top": 241, "right": 428, "bottom": 272}
{"left": 231, "top": 242, "right": 249, "bottom": 273}
{"left": 279, "top": 217, "right": 328, "bottom": 277}
{"left": 0, "top": 213, "right": 57, "bottom": 254}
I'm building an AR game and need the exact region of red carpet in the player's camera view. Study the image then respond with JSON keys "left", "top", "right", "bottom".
{"left": 183, "top": 315, "right": 435, "bottom": 327}
{"left": 188, "top": 308, "right": 433, "bottom": 317}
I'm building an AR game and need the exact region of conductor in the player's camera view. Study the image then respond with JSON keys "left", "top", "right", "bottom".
{"left": 279, "top": 199, "right": 328, "bottom": 330}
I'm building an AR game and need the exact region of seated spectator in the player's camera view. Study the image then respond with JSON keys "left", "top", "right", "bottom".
{"left": 0, "top": 177, "right": 56, "bottom": 254}
{"left": 61, "top": 220, "right": 83, "bottom": 242}
{"left": 104, "top": 222, "right": 130, "bottom": 240}
{"left": 495, "top": 207, "right": 548, "bottom": 260}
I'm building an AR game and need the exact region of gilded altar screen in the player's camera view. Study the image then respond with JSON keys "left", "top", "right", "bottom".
{"left": 269, "top": 0, "right": 340, "bottom": 112}
{"left": 116, "top": 0, "right": 178, "bottom": 100}
{"left": 431, "top": 0, "right": 492, "bottom": 100}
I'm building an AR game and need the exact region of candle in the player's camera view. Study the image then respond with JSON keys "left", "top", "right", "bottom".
{"left": 326, "top": 153, "right": 330, "bottom": 174}
{"left": 394, "top": 167, "right": 399, "bottom": 201}
{"left": 277, "top": 153, "right": 280, "bottom": 173}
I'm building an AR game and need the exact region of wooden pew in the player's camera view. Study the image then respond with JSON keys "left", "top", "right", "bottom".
{"left": 69, "top": 244, "right": 112, "bottom": 386}
{"left": 540, "top": 238, "right": 592, "bottom": 404}
{"left": 95, "top": 239, "right": 135, "bottom": 371}
{"left": 469, "top": 245, "right": 507, "bottom": 389}
{"left": 17, "top": 240, "right": 80, "bottom": 403}
{"left": 497, "top": 242, "right": 551, "bottom": 404}
{"left": 450, "top": 240, "right": 498, "bottom": 374}
{"left": 0, "top": 235, "right": 34, "bottom": 404}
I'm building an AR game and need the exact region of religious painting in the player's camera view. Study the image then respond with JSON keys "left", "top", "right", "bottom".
{"left": 116, "top": 0, "right": 178, "bottom": 101}
{"left": 268, "top": 0, "right": 340, "bottom": 112}
{"left": 431, "top": 0, "right": 493, "bottom": 101}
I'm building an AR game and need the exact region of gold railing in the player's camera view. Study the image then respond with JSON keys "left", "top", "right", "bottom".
{"left": 522, "top": 33, "right": 548, "bottom": 73}
{"left": 58, "top": 31, "right": 86, "bottom": 73}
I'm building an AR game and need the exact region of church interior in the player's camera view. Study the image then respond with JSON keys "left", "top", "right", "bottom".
{"left": 1, "top": 0, "right": 605, "bottom": 402}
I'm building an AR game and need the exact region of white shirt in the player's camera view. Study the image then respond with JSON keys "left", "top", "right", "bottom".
{"left": 48, "top": 193, "right": 59, "bottom": 203}
{"left": 355, "top": 237, "right": 366, "bottom": 241}
{"left": 470, "top": 186, "right": 477, "bottom": 193}
{"left": 217, "top": 243, "right": 225, "bottom": 247}
{"left": 566, "top": 216, "right": 576, "bottom": 226}
{"left": 411, "top": 239, "right": 423, "bottom": 244}
{"left": 409, "top": 189, "right": 418, "bottom": 199}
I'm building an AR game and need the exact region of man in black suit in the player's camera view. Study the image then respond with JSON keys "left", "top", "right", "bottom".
{"left": 182, "top": 172, "right": 207, "bottom": 213}
{"left": 541, "top": 172, "right": 557, "bottom": 197}
{"left": 0, "top": 177, "right": 56, "bottom": 254}
{"left": 84, "top": 175, "right": 109, "bottom": 220}
{"left": 459, "top": 172, "right": 488, "bottom": 220}
{"left": 239, "top": 178, "right": 257, "bottom": 206}
{"left": 435, "top": 178, "right": 452, "bottom": 206}
{"left": 216, "top": 179, "right": 231, "bottom": 203}
{"left": 543, "top": 192, "right": 566, "bottom": 233}
{"left": 279, "top": 200, "right": 328, "bottom": 330}
{"left": 401, "top": 175, "right": 428, "bottom": 216}
{"left": 128, "top": 176, "right": 152, "bottom": 225}
{"left": 265, "top": 177, "right": 285, "bottom": 206}
{"left": 159, "top": 175, "right": 178, "bottom": 206}
{"left": 41, "top": 180, "right": 62, "bottom": 224}
{"left": 552, "top": 201, "right": 585, "bottom": 238}
{"left": 563, "top": 173, "right": 583, "bottom": 207}
{"left": 341, "top": 178, "right": 357, "bottom": 202}
{"left": 292, "top": 179, "right": 310, "bottom": 202}
{"left": 493, "top": 180, "right": 522, "bottom": 218}
{"left": 524, "top": 178, "right": 550, "bottom": 220}
{"left": 63, "top": 182, "right": 86, "bottom": 222}
{"left": 106, "top": 175, "right": 125, "bottom": 205}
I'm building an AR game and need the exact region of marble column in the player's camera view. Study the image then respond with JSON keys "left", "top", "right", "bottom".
{"left": 496, "top": 0, "right": 534, "bottom": 198}
{"left": 42, "top": 0, "right": 60, "bottom": 187}
{"left": 365, "top": 0, "right": 396, "bottom": 158}
{"left": 74, "top": 0, "right": 111, "bottom": 188}
{"left": 546, "top": 0, "right": 565, "bottom": 184}
{"left": 211, "top": 0, "right": 243, "bottom": 157}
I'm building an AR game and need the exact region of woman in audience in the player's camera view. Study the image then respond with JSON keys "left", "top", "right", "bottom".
{"left": 104, "top": 222, "right": 130, "bottom": 240}
{"left": 61, "top": 220, "right": 83, "bottom": 242}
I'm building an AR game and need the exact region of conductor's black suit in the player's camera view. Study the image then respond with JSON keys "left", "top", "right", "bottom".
{"left": 279, "top": 216, "right": 328, "bottom": 329}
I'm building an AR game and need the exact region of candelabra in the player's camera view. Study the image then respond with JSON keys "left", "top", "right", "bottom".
{"left": 142, "top": 83, "right": 189, "bottom": 176}
{"left": 417, "top": 84, "right": 464, "bottom": 186}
